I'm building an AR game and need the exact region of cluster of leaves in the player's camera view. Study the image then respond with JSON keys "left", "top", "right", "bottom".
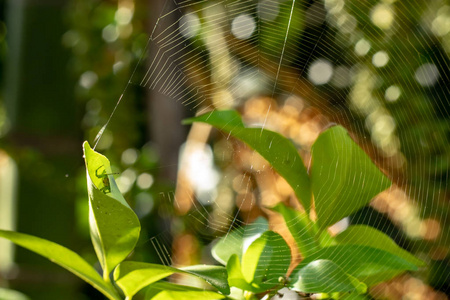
{"left": 0, "top": 110, "right": 423, "bottom": 299}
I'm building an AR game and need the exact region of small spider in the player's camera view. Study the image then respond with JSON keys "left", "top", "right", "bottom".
{"left": 95, "top": 166, "right": 118, "bottom": 194}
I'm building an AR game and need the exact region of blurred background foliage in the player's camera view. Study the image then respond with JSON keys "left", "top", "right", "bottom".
{"left": 0, "top": 0, "right": 448, "bottom": 299}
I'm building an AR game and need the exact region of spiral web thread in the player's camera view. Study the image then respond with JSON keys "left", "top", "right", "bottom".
{"left": 99, "top": 0, "right": 449, "bottom": 296}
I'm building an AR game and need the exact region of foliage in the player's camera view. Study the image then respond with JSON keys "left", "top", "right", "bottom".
{"left": 0, "top": 110, "right": 424, "bottom": 299}
{"left": 185, "top": 110, "right": 423, "bottom": 299}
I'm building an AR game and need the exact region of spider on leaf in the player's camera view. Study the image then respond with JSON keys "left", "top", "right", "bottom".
{"left": 95, "top": 166, "right": 118, "bottom": 194}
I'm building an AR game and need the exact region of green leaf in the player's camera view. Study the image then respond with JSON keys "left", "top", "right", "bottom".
{"left": 317, "top": 228, "right": 335, "bottom": 248}
{"left": 335, "top": 225, "right": 424, "bottom": 267}
{"left": 226, "top": 231, "right": 291, "bottom": 293}
{"left": 226, "top": 254, "right": 255, "bottom": 292}
{"left": 341, "top": 293, "right": 370, "bottom": 300}
{"left": 290, "top": 259, "right": 366, "bottom": 294}
{"left": 114, "top": 261, "right": 230, "bottom": 297}
{"left": 180, "top": 265, "right": 230, "bottom": 295}
{"left": 271, "top": 203, "right": 319, "bottom": 257}
{"left": 296, "top": 245, "right": 418, "bottom": 286}
{"left": 0, "top": 230, "right": 120, "bottom": 300}
{"left": 83, "top": 141, "right": 140, "bottom": 279}
{"left": 242, "top": 231, "right": 291, "bottom": 290}
{"left": 0, "top": 287, "right": 30, "bottom": 300}
{"left": 145, "top": 282, "right": 225, "bottom": 300}
{"left": 183, "top": 110, "right": 311, "bottom": 211}
{"left": 310, "top": 126, "right": 391, "bottom": 229}
{"left": 212, "top": 217, "right": 268, "bottom": 265}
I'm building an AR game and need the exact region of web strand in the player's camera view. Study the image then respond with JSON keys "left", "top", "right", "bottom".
{"left": 89, "top": 0, "right": 448, "bottom": 277}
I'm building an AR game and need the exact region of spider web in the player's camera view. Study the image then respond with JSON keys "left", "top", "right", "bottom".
{"left": 96, "top": 0, "right": 449, "bottom": 297}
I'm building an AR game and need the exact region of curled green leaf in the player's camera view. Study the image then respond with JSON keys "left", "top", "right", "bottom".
{"left": 83, "top": 141, "right": 140, "bottom": 280}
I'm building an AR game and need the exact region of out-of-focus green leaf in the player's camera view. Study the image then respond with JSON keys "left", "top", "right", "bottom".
{"left": 271, "top": 203, "right": 319, "bottom": 257}
{"left": 145, "top": 282, "right": 225, "bottom": 300}
{"left": 226, "top": 254, "right": 255, "bottom": 292}
{"left": 310, "top": 126, "right": 391, "bottom": 229}
{"left": 212, "top": 217, "right": 268, "bottom": 265}
{"left": 0, "top": 287, "right": 29, "bottom": 300}
{"left": 335, "top": 225, "right": 424, "bottom": 267}
{"left": 290, "top": 259, "right": 366, "bottom": 294}
{"left": 341, "top": 293, "right": 370, "bottom": 300}
{"left": 83, "top": 141, "right": 140, "bottom": 279}
{"left": 317, "top": 228, "right": 335, "bottom": 248}
{"left": 260, "top": 1, "right": 304, "bottom": 65}
{"left": 114, "top": 261, "right": 229, "bottom": 297}
{"left": 183, "top": 110, "right": 311, "bottom": 211}
{"left": 295, "top": 245, "right": 418, "bottom": 286}
{"left": 0, "top": 230, "right": 120, "bottom": 300}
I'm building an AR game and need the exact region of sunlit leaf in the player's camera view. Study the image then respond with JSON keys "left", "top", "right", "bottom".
{"left": 271, "top": 203, "right": 320, "bottom": 257}
{"left": 180, "top": 265, "right": 230, "bottom": 295}
{"left": 83, "top": 141, "right": 140, "bottom": 279}
{"left": 295, "top": 245, "right": 417, "bottom": 286}
{"left": 290, "top": 259, "right": 366, "bottom": 294}
{"left": 341, "top": 293, "right": 370, "bottom": 300}
{"left": 0, "top": 230, "right": 120, "bottom": 300}
{"left": 226, "top": 254, "right": 255, "bottom": 292}
{"left": 114, "top": 261, "right": 229, "bottom": 297}
{"left": 212, "top": 216, "right": 268, "bottom": 265}
{"left": 311, "top": 126, "right": 391, "bottom": 229}
{"left": 335, "top": 225, "right": 424, "bottom": 267}
{"left": 242, "top": 231, "right": 291, "bottom": 291}
{"left": 145, "top": 282, "right": 225, "bottom": 300}
{"left": 0, "top": 287, "right": 29, "bottom": 300}
{"left": 183, "top": 110, "right": 311, "bottom": 211}
{"left": 225, "top": 231, "right": 291, "bottom": 293}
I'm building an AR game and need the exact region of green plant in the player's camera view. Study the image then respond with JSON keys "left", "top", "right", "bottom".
{"left": 0, "top": 110, "right": 423, "bottom": 299}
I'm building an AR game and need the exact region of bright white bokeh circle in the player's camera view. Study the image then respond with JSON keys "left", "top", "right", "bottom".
{"left": 231, "top": 14, "right": 256, "bottom": 40}
{"left": 308, "top": 59, "right": 334, "bottom": 85}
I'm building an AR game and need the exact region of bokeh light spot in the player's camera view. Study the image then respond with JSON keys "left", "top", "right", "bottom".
{"left": 415, "top": 63, "right": 439, "bottom": 87}
{"left": 372, "top": 51, "right": 389, "bottom": 67}
{"left": 135, "top": 192, "right": 154, "bottom": 218}
{"left": 258, "top": 0, "right": 280, "bottom": 22}
{"left": 137, "top": 173, "right": 154, "bottom": 190}
{"left": 115, "top": 7, "right": 133, "bottom": 25}
{"left": 355, "top": 39, "right": 371, "bottom": 56}
{"left": 102, "top": 24, "right": 119, "bottom": 42}
{"left": 231, "top": 14, "right": 256, "bottom": 40}
{"left": 79, "top": 71, "right": 98, "bottom": 89}
{"left": 370, "top": 4, "right": 394, "bottom": 30}
{"left": 385, "top": 85, "right": 401, "bottom": 102}
{"left": 308, "top": 59, "right": 334, "bottom": 85}
{"left": 121, "top": 148, "right": 139, "bottom": 165}
{"left": 331, "top": 65, "right": 351, "bottom": 88}
{"left": 116, "top": 168, "right": 137, "bottom": 194}
{"left": 179, "top": 13, "right": 201, "bottom": 39}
